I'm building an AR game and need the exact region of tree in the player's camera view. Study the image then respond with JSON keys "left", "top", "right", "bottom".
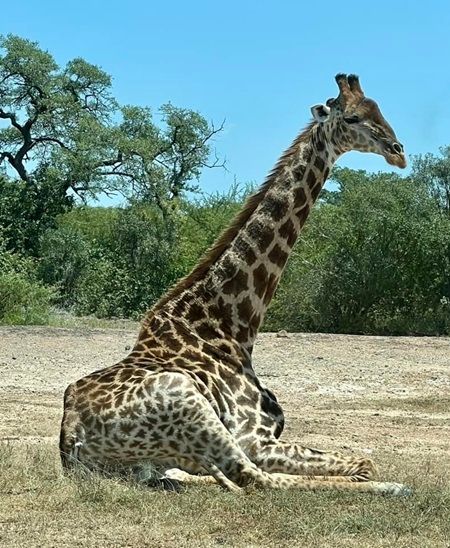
{"left": 411, "top": 146, "right": 450, "bottom": 213}
{"left": 0, "top": 34, "right": 223, "bottom": 252}
{"left": 0, "top": 34, "right": 116, "bottom": 189}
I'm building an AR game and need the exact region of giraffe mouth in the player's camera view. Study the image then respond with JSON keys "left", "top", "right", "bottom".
{"left": 385, "top": 151, "right": 407, "bottom": 169}
{"left": 382, "top": 141, "right": 407, "bottom": 168}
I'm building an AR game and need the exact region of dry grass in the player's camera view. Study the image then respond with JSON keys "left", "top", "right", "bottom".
{"left": 0, "top": 443, "right": 449, "bottom": 548}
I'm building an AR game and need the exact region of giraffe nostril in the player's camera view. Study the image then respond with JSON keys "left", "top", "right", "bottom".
{"left": 392, "top": 142, "right": 403, "bottom": 154}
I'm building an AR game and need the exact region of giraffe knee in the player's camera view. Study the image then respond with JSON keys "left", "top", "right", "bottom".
{"left": 225, "top": 459, "right": 265, "bottom": 488}
{"left": 355, "top": 457, "right": 378, "bottom": 480}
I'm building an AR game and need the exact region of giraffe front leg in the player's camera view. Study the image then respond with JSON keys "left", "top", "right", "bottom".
{"left": 163, "top": 468, "right": 218, "bottom": 486}
{"left": 246, "top": 440, "right": 378, "bottom": 481}
{"left": 160, "top": 404, "right": 408, "bottom": 496}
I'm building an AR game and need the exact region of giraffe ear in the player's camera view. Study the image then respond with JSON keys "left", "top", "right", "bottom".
{"left": 311, "top": 104, "right": 330, "bottom": 122}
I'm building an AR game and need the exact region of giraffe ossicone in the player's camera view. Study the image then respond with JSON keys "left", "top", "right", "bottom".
{"left": 60, "top": 74, "right": 409, "bottom": 495}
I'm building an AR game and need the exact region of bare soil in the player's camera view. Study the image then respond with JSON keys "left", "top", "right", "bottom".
{"left": 1, "top": 326, "right": 449, "bottom": 464}
{"left": 0, "top": 326, "right": 449, "bottom": 547}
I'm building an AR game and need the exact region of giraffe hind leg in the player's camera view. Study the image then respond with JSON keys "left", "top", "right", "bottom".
{"left": 170, "top": 392, "right": 411, "bottom": 496}
{"left": 247, "top": 440, "right": 378, "bottom": 481}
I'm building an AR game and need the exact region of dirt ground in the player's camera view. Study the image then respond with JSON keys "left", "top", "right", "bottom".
{"left": 1, "top": 326, "right": 449, "bottom": 469}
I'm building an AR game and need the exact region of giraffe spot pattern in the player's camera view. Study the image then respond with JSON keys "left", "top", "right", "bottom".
{"left": 293, "top": 186, "right": 307, "bottom": 208}
{"left": 259, "top": 193, "right": 290, "bottom": 222}
{"left": 268, "top": 244, "right": 289, "bottom": 269}
{"left": 246, "top": 219, "right": 274, "bottom": 253}
{"left": 315, "top": 138, "right": 325, "bottom": 152}
{"left": 306, "top": 169, "right": 316, "bottom": 189}
{"left": 237, "top": 296, "right": 253, "bottom": 321}
{"left": 263, "top": 274, "right": 278, "bottom": 305}
{"left": 222, "top": 268, "right": 249, "bottom": 295}
{"left": 235, "top": 235, "right": 257, "bottom": 265}
{"left": 252, "top": 263, "right": 269, "bottom": 298}
{"left": 293, "top": 164, "right": 306, "bottom": 180}
{"left": 314, "top": 156, "right": 325, "bottom": 171}
{"left": 279, "top": 218, "right": 297, "bottom": 247}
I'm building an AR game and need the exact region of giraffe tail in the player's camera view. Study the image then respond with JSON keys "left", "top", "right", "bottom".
{"left": 59, "top": 385, "right": 85, "bottom": 471}
{"left": 59, "top": 425, "right": 84, "bottom": 470}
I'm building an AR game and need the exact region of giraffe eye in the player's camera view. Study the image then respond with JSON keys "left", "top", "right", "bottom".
{"left": 344, "top": 115, "right": 360, "bottom": 124}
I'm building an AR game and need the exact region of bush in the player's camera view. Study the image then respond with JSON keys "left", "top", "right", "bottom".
{"left": 0, "top": 245, "right": 53, "bottom": 324}
{"left": 266, "top": 170, "right": 450, "bottom": 335}
{"left": 0, "top": 176, "right": 71, "bottom": 256}
{"left": 45, "top": 204, "right": 186, "bottom": 318}
{"left": 47, "top": 195, "right": 248, "bottom": 319}
{"left": 4, "top": 167, "right": 449, "bottom": 335}
{"left": 0, "top": 273, "right": 53, "bottom": 324}
{"left": 39, "top": 225, "right": 91, "bottom": 306}
{"left": 73, "top": 257, "right": 132, "bottom": 318}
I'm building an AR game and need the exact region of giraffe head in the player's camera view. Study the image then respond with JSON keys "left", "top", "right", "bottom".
{"left": 311, "top": 73, "right": 406, "bottom": 168}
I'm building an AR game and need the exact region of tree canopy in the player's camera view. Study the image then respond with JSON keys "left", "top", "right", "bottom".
{"left": 0, "top": 34, "right": 223, "bottom": 213}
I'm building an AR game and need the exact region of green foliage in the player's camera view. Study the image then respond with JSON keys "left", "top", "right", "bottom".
{"left": 39, "top": 205, "right": 182, "bottom": 318}
{"left": 1, "top": 35, "right": 450, "bottom": 334}
{"left": 411, "top": 146, "right": 450, "bottom": 213}
{"left": 0, "top": 34, "right": 115, "bottom": 186}
{"left": 0, "top": 273, "right": 52, "bottom": 324}
{"left": 38, "top": 225, "right": 91, "bottom": 304}
{"left": 0, "top": 34, "right": 222, "bottom": 257}
{"left": 267, "top": 168, "right": 450, "bottom": 335}
{"left": 6, "top": 165, "right": 449, "bottom": 335}
{"left": 73, "top": 257, "right": 132, "bottom": 318}
{"left": 37, "top": 188, "right": 249, "bottom": 320}
{"left": 0, "top": 175, "right": 71, "bottom": 254}
{"left": 0, "top": 244, "right": 53, "bottom": 324}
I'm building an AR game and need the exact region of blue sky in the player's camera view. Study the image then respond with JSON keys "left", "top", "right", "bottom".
{"left": 2, "top": 1, "right": 450, "bottom": 196}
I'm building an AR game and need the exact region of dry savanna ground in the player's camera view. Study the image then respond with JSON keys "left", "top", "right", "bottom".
{"left": 0, "top": 325, "right": 449, "bottom": 547}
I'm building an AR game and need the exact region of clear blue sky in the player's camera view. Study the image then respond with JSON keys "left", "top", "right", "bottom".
{"left": 3, "top": 1, "right": 450, "bottom": 196}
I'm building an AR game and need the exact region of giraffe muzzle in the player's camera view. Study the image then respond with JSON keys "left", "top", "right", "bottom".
{"left": 385, "top": 141, "right": 407, "bottom": 168}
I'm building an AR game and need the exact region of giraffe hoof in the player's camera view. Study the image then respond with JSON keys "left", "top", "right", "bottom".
{"left": 164, "top": 468, "right": 190, "bottom": 482}
{"left": 158, "top": 477, "right": 185, "bottom": 493}
{"left": 141, "top": 476, "right": 184, "bottom": 493}
{"left": 376, "top": 482, "right": 412, "bottom": 497}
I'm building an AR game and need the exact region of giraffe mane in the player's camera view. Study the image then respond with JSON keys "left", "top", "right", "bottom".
{"left": 151, "top": 121, "right": 317, "bottom": 313}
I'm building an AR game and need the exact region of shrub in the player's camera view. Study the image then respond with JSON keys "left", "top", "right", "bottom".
{"left": 266, "top": 171, "right": 450, "bottom": 335}
{"left": 73, "top": 257, "right": 132, "bottom": 318}
{"left": 39, "top": 225, "right": 91, "bottom": 306}
{"left": 0, "top": 244, "right": 53, "bottom": 324}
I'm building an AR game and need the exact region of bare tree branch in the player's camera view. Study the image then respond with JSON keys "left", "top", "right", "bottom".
{"left": 93, "top": 151, "right": 123, "bottom": 169}
{"left": 0, "top": 108, "right": 24, "bottom": 133}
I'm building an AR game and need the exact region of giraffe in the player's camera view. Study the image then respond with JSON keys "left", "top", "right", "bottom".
{"left": 60, "top": 74, "right": 410, "bottom": 495}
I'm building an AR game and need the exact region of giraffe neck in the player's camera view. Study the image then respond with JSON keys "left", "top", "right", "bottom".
{"left": 148, "top": 121, "right": 341, "bottom": 352}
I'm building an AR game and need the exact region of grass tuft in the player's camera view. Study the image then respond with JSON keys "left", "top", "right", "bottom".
{"left": 0, "top": 443, "right": 448, "bottom": 548}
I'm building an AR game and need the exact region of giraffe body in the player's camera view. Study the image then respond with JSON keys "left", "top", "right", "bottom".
{"left": 61, "top": 75, "right": 410, "bottom": 495}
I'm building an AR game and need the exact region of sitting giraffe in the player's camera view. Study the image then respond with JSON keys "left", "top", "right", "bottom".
{"left": 60, "top": 74, "right": 410, "bottom": 495}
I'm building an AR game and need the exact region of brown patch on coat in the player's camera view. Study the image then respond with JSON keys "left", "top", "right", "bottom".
{"left": 246, "top": 219, "right": 274, "bottom": 253}
{"left": 268, "top": 244, "right": 289, "bottom": 269}
{"left": 279, "top": 218, "right": 297, "bottom": 247}
{"left": 253, "top": 263, "right": 269, "bottom": 298}
{"left": 222, "top": 269, "right": 249, "bottom": 295}
{"left": 259, "top": 194, "right": 290, "bottom": 222}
